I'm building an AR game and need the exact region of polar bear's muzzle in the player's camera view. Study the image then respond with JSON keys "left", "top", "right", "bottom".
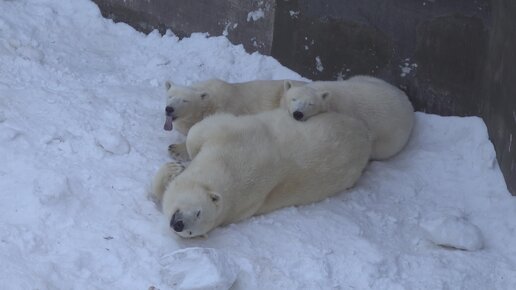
{"left": 164, "top": 106, "right": 177, "bottom": 131}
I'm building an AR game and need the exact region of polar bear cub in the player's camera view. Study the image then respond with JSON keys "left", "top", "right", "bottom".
{"left": 152, "top": 109, "right": 372, "bottom": 238}
{"left": 163, "top": 79, "right": 305, "bottom": 160}
{"left": 282, "top": 75, "right": 414, "bottom": 160}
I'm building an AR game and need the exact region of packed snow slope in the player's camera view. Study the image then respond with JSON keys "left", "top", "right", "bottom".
{"left": 1, "top": 1, "right": 515, "bottom": 289}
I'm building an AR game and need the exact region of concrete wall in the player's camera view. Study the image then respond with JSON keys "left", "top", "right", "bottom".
{"left": 92, "top": 0, "right": 516, "bottom": 194}
{"left": 481, "top": 0, "right": 516, "bottom": 195}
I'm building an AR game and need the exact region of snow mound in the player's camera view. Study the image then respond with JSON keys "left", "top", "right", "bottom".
{"left": 422, "top": 216, "right": 484, "bottom": 251}
{"left": 159, "top": 247, "right": 240, "bottom": 290}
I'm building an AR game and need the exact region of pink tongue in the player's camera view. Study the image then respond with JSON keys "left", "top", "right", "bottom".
{"left": 164, "top": 115, "right": 174, "bottom": 131}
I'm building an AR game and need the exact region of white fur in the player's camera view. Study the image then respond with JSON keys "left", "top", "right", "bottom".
{"left": 282, "top": 76, "right": 415, "bottom": 160}
{"left": 153, "top": 109, "right": 372, "bottom": 238}
{"left": 165, "top": 79, "right": 306, "bottom": 135}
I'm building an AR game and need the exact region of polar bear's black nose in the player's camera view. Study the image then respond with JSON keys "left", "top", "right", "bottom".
{"left": 170, "top": 211, "right": 184, "bottom": 232}
{"left": 165, "top": 106, "right": 174, "bottom": 115}
{"left": 293, "top": 111, "right": 304, "bottom": 121}
{"left": 172, "top": 220, "right": 184, "bottom": 232}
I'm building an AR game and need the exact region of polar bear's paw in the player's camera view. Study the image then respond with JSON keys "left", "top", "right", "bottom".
{"left": 168, "top": 142, "right": 190, "bottom": 161}
{"left": 164, "top": 160, "right": 186, "bottom": 177}
{"left": 151, "top": 161, "right": 187, "bottom": 207}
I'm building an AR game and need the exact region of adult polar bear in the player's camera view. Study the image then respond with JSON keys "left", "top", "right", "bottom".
{"left": 282, "top": 76, "right": 414, "bottom": 160}
{"left": 152, "top": 109, "right": 371, "bottom": 238}
{"left": 163, "top": 79, "right": 305, "bottom": 160}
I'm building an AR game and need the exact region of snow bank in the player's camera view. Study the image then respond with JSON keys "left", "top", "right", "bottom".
{"left": 1, "top": 0, "right": 515, "bottom": 289}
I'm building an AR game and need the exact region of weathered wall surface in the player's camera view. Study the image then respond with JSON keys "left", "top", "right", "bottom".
{"left": 481, "top": 0, "right": 516, "bottom": 194}
{"left": 91, "top": 0, "right": 515, "bottom": 194}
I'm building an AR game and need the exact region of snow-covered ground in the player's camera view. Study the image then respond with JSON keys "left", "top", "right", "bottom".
{"left": 1, "top": 1, "right": 515, "bottom": 289}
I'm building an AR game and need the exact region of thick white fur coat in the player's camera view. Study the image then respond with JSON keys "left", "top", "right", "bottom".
{"left": 153, "top": 109, "right": 371, "bottom": 238}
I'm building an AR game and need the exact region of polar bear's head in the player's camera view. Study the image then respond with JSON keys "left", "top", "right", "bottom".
{"left": 162, "top": 181, "right": 223, "bottom": 238}
{"left": 283, "top": 81, "right": 331, "bottom": 121}
{"left": 163, "top": 81, "right": 211, "bottom": 132}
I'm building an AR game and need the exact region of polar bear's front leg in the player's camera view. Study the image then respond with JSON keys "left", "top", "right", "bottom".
{"left": 150, "top": 161, "right": 186, "bottom": 207}
{"left": 168, "top": 142, "right": 190, "bottom": 161}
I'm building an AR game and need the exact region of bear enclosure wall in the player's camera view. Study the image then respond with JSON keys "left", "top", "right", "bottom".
{"left": 91, "top": 0, "right": 516, "bottom": 195}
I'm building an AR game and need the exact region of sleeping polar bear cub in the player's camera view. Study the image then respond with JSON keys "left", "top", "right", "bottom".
{"left": 152, "top": 109, "right": 372, "bottom": 238}
{"left": 163, "top": 79, "right": 305, "bottom": 160}
{"left": 282, "top": 75, "right": 414, "bottom": 160}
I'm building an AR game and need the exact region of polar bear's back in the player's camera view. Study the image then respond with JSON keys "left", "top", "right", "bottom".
{"left": 256, "top": 111, "right": 372, "bottom": 215}
{"left": 194, "top": 79, "right": 306, "bottom": 115}
{"left": 307, "top": 77, "right": 414, "bottom": 160}
{"left": 186, "top": 112, "right": 277, "bottom": 160}
{"left": 306, "top": 77, "right": 412, "bottom": 119}
{"left": 348, "top": 76, "right": 414, "bottom": 159}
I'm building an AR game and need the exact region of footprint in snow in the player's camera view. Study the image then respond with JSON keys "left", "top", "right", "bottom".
{"left": 8, "top": 38, "right": 44, "bottom": 63}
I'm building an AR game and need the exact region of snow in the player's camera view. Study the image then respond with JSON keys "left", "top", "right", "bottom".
{"left": 422, "top": 215, "right": 484, "bottom": 251}
{"left": 400, "top": 59, "right": 418, "bottom": 77}
{"left": 159, "top": 248, "right": 240, "bottom": 290}
{"left": 315, "top": 56, "right": 324, "bottom": 72}
{"left": 1, "top": 0, "right": 516, "bottom": 289}
{"left": 247, "top": 8, "right": 265, "bottom": 22}
{"left": 289, "top": 10, "right": 300, "bottom": 18}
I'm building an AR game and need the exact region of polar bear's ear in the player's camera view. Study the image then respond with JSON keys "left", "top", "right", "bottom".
{"left": 284, "top": 80, "right": 294, "bottom": 91}
{"left": 165, "top": 81, "right": 174, "bottom": 91}
{"left": 319, "top": 91, "right": 331, "bottom": 100}
{"left": 208, "top": 192, "right": 221, "bottom": 203}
